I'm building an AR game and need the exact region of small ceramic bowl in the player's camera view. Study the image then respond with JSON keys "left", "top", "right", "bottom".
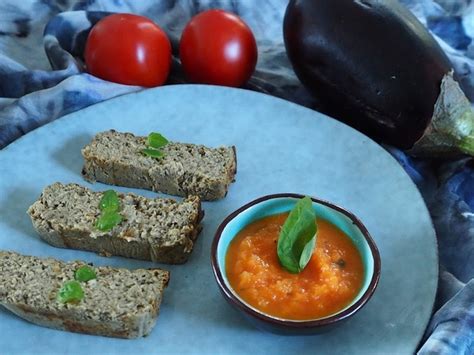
{"left": 211, "top": 193, "right": 381, "bottom": 335}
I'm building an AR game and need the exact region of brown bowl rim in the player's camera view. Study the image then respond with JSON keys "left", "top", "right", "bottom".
{"left": 210, "top": 193, "right": 381, "bottom": 329}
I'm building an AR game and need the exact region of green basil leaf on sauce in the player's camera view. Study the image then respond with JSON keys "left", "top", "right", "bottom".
{"left": 99, "top": 190, "right": 120, "bottom": 212}
{"left": 141, "top": 148, "right": 164, "bottom": 159}
{"left": 277, "top": 196, "right": 318, "bottom": 273}
{"left": 299, "top": 235, "right": 317, "bottom": 270}
{"left": 148, "top": 132, "right": 169, "bottom": 149}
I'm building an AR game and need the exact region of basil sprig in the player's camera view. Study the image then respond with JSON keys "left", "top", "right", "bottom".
{"left": 58, "top": 266, "right": 98, "bottom": 304}
{"left": 95, "top": 190, "right": 122, "bottom": 232}
{"left": 141, "top": 148, "right": 164, "bottom": 158}
{"left": 75, "top": 265, "right": 97, "bottom": 282}
{"left": 277, "top": 196, "right": 318, "bottom": 273}
{"left": 148, "top": 132, "right": 168, "bottom": 148}
{"left": 57, "top": 280, "right": 84, "bottom": 304}
{"left": 141, "top": 132, "right": 168, "bottom": 158}
{"left": 99, "top": 189, "right": 120, "bottom": 211}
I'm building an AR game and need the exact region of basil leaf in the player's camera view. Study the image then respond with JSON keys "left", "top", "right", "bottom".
{"left": 277, "top": 197, "right": 317, "bottom": 273}
{"left": 96, "top": 210, "right": 123, "bottom": 231}
{"left": 96, "top": 190, "right": 122, "bottom": 231}
{"left": 57, "top": 281, "right": 84, "bottom": 304}
{"left": 75, "top": 265, "right": 97, "bottom": 282}
{"left": 148, "top": 132, "right": 169, "bottom": 149}
{"left": 141, "top": 148, "right": 164, "bottom": 159}
{"left": 99, "top": 190, "right": 120, "bottom": 212}
{"left": 299, "top": 234, "right": 317, "bottom": 270}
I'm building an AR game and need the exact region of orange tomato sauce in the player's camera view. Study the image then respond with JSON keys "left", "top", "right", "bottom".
{"left": 225, "top": 213, "right": 364, "bottom": 320}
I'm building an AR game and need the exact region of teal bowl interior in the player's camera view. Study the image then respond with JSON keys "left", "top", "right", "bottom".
{"left": 215, "top": 194, "right": 379, "bottom": 322}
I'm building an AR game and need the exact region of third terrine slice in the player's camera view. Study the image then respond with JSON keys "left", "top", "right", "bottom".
{"left": 28, "top": 183, "right": 203, "bottom": 264}
{"left": 81, "top": 130, "right": 237, "bottom": 201}
{"left": 0, "top": 250, "right": 169, "bottom": 338}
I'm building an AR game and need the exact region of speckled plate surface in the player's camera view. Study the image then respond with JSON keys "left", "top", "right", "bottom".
{"left": 0, "top": 85, "right": 437, "bottom": 355}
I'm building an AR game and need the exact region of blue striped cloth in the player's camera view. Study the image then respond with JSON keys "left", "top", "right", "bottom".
{"left": 0, "top": 1, "right": 473, "bottom": 353}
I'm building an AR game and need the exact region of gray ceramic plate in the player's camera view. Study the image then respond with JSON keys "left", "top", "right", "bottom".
{"left": 0, "top": 85, "right": 437, "bottom": 355}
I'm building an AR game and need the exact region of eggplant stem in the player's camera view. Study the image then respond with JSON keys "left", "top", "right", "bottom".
{"left": 410, "top": 71, "right": 474, "bottom": 157}
{"left": 459, "top": 135, "right": 474, "bottom": 156}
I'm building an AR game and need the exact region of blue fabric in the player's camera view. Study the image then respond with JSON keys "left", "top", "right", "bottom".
{"left": 0, "top": 1, "right": 473, "bottom": 353}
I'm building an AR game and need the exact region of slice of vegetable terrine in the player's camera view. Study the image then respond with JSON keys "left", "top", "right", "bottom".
{"left": 81, "top": 130, "right": 237, "bottom": 201}
{"left": 0, "top": 250, "right": 169, "bottom": 338}
{"left": 28, "top": 183, "right": 203, "bottom": 264}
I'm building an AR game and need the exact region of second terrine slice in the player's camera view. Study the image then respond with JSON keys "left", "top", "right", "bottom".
{"left": 28, "top": 183, "right": 203, "bottom": 264}
{"left": 81, "top": 130, "right": 237, "bottom": 201}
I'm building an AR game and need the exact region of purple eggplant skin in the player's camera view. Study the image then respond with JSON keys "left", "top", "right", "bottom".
{"left": 283, "top": 0, "right": 453, "bottom": 150}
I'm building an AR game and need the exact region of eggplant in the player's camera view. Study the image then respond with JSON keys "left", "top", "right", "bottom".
{"left": 283, "top": 0, "right": 474, "bottom": 157}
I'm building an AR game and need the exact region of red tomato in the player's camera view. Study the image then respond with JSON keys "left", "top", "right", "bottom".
{"left": 85, "top": 14, "right": 171, "bottom": 87}
{"left": 179, "top": 9, "right": 258, "bottom": 87}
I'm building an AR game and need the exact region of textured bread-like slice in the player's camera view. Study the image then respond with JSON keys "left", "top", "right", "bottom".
{"left": 81, "top": 130, "right": 237, "bottom": 201}
{"left": 28, "top": 183, "right": 203, "bottom": 264}
{"left": 0, "top": 250, "right": 169, "bottom": 338}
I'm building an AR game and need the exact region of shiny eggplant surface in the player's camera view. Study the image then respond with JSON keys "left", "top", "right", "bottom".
{"left": 283, "top": 0, "right": 453, "bottom": 149}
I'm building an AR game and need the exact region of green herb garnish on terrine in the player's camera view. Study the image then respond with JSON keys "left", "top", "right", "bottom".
{"left": 74, "top": 265, "right": 97, "bottom": 282}
{"left": 57, "top": 280, "right": 84, "bottom": 304}
{"left": 141, "top": 148, "right": 164, "bottom": 158}
{"left": 141, "top": 132, "right": 168, "bottom": 158}
{"left": 99, "top": 189, "right": 120, "bottom": 211}
{"left": 147, "top": 132, "right": 168, "bottom": 149}
{"left": 95, "top": 190, "right": 122, "bottom": 232}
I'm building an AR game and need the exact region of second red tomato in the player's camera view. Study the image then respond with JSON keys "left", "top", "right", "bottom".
{"left": 179, "top": 10, "right": 258, "bottom": 87}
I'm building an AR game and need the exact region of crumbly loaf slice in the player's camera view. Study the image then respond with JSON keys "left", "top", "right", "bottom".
{"left": 81, "top": 130, "right": 237, "bottom": 201}
{"left": 0, "top": 250, "right": 169, "bottom": 338}
{"left": 28, "top": 183, "right": 203, "bottom": 264}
